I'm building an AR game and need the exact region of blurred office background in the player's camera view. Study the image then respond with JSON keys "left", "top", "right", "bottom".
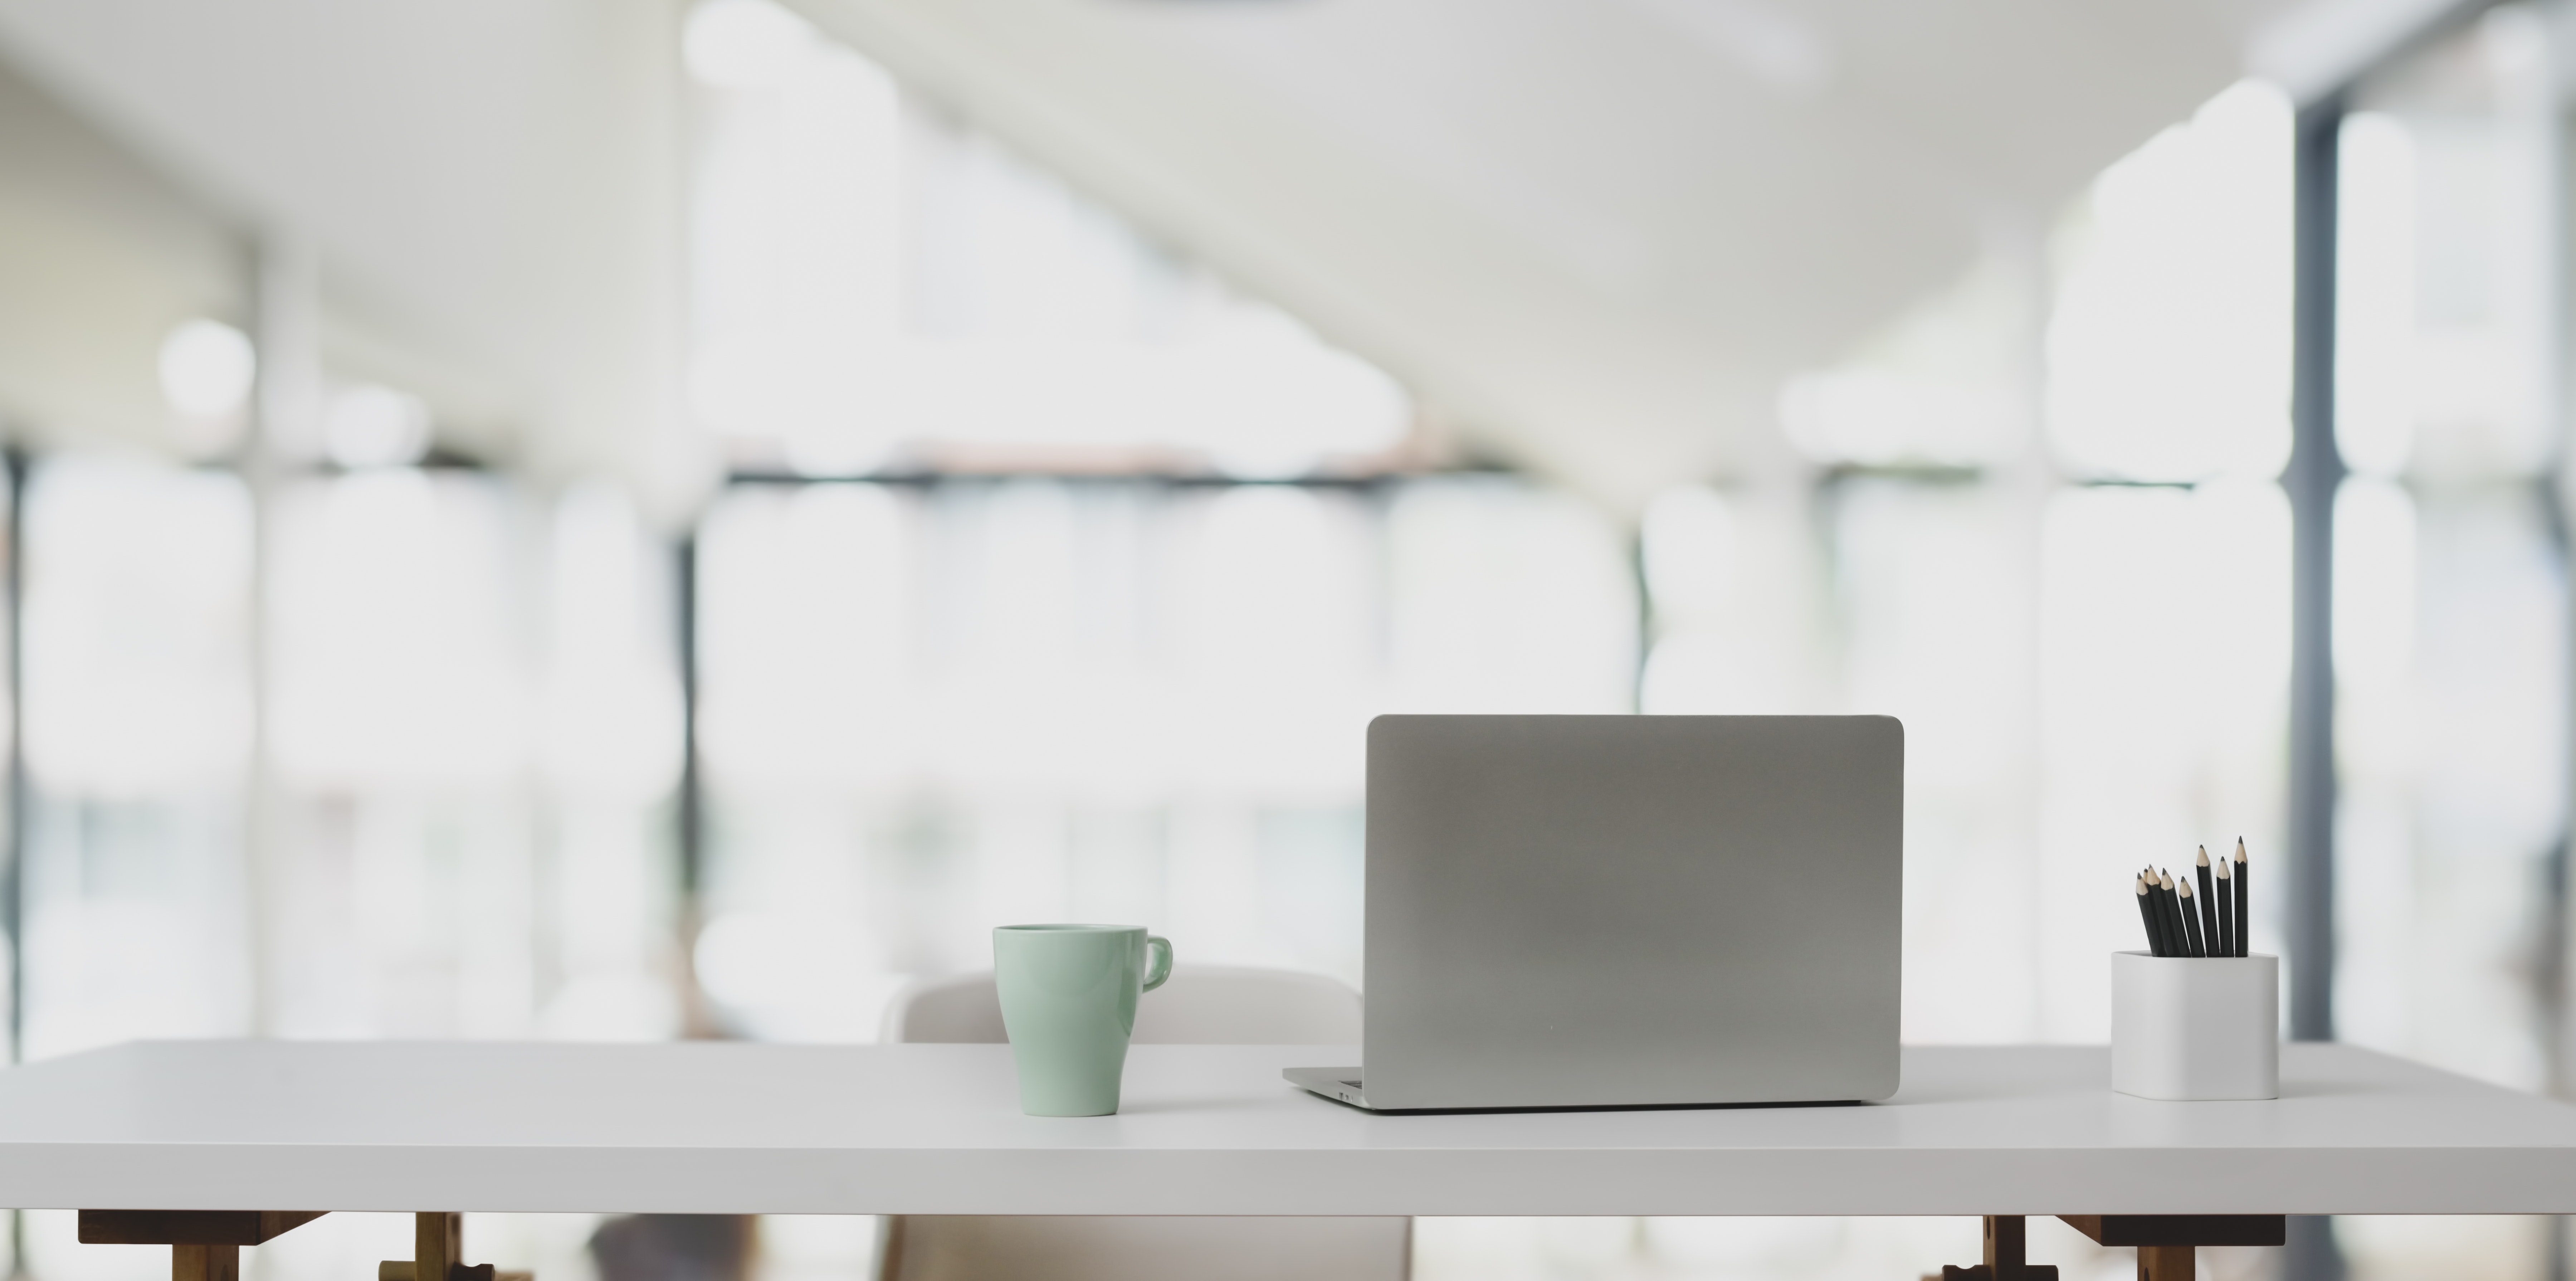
{"left": 0, "top": 0, "right": 2570, "bottom": 1278}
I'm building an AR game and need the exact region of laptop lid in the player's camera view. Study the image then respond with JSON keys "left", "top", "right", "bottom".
{"left": 1361, "top": 714, "right": 1902, "bottom": 1110}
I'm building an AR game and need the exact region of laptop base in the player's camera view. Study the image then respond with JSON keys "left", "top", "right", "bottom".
{"left": 1283, "top": 1066, "right": 1374, "bottom": 1110}
{"left": 1283, "top": 1066, "right": 1867, "bottom": 1115}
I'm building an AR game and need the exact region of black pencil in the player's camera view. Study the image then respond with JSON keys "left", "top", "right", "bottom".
{"left": 2159, "top": 869, "right": 2194, "bottom": 957}
{"left": 2195, "top": 846, "right": 2221, "bottom": 960}
{"left": 2135, "top": 876, "right": 2166, "bottom": 956}
{"left": 2234, "top": 838, "right": 2249, "bottom": 957}
{"left": 2138, "top": 867, "right": 2168, "bottom": 956}
{"left": 2177, "top": 875, "right": 2208, "bottom": 957}
{"left": 2141, "top": 867, "right": 2165, "bottom": 955}
{"left": 2147, "top": 868, "right": 2174, "bottom": 956}
{"left": 2212, "top": 851, "right": 2234, "bottom": 958}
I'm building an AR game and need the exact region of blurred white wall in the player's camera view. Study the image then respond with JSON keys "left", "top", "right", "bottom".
{"left": 0, "top": 51, "right": 245, "bottom": 455}
{"left": 0, "top": 0, "right": 700, "bottom": 512}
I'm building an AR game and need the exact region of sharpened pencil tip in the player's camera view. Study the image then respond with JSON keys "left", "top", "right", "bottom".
{"left": 2197, "top": 846, "right": 2210, "bottom": 866}
{"left": 2236, "top": 837, "right": 2247, "bottom": 862}
{"left": 2136, "top": 879, "right": 2148, "bottom": 895}
{"left": 2216, "top": 856, "right": 2231, "bottom": 879}
{"left": 2179, "top": 878, "right": 2193, "bottom": 898}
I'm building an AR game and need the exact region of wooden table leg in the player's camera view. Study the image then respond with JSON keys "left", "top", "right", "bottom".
{"left": 2137, "top": 1245, "right": 2194, "bottom": 1281}
{"left": 1986, "top": 1216, "right": 2028, "bottom": 1275}
{"left": 419, "top": 1213, "right": 463, "bottom": 1281}
{"left": 377, "top": 1212, "right": 527, "bottom": 1281}
{"left": 1929, "top": 1216, "right": 2059, "bottom": 1280}
{"left": 172, "top": 1245, "right": 238, "bottom": 1281}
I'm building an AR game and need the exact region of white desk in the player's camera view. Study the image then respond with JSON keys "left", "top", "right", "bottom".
{"left": 4, "top": 1039, "right": 2574, "bottom": 1218}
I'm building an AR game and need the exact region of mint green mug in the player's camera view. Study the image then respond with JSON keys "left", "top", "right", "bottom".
{"left": 992, "top": 924, "right": 1174, "bottom": 1116}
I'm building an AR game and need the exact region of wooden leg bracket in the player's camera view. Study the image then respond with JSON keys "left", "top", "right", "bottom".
{"left": 77, "top": 1209, "right": 529, "bottom": 1281}
{"left": 2061, "top": 1213, "right": 2288, "bottom": 1281}
{"left": 1932, "top": 1214, "right": 2288, "bottom": 1281}
{"left": 79, "top": 1210, "right": 326, "bottom": 1281}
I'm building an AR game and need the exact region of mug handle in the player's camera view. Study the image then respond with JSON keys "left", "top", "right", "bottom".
{"left": 1143, "top": 935, "right": 1174, "bottom": 992}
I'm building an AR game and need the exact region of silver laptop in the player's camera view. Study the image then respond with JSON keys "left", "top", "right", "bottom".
{"left": 1287, "top": 714, "right": 1902, "bottom": 1112}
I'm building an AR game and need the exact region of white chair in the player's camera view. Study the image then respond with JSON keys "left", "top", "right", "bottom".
{"left": 882, "top": 965, "right": 1365, "bottom": 1045}
{"left": 877, "top": 965, "right": 1408, "bottom": 1281}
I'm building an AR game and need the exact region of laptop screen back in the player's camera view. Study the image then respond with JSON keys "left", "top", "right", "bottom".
{"left": 1363, "top": 715, "right": 1903, "bottom": 1110}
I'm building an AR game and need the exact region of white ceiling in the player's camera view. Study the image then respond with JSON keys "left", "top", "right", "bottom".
{"left": 783, "top": 0, "right": 2351, "bottom": 505}
{"left": 0, "top": 0, "right": 2426, "bottom": 513}
{"left": 0, "top": 0, "right": 701, "bottom": 508}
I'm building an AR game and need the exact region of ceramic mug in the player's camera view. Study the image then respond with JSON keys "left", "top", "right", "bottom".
{"left": 992, "top": 924, "right": 1174, "bottom": 1116}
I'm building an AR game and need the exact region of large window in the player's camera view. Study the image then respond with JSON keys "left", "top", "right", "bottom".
{"left": 1441, "top": 79, "right": 2301, "bottom": 1281}
{"left": 13, "top": 458, "right": 680, "bottom": 1281}
{"left": 2333, "top": 3, "right": 2565, "bottom": 1089}
{"left": 263, "top": 471, "right": 682, "bottom": 1042}
{"left": 694, "top": 476, "right": 1636, "bottom": 1036}
{"left": 1648, "top": 82, "right": 2295, "bottom": 1047}
{"left": 21, "top": 457, "right": 254, "bottom": 1060}
{"left": 2323, "top": 8, "right": 2569, "bottom": 1278}
{"left": 679, "top": 0, "right": 1636, "bottom": 1039}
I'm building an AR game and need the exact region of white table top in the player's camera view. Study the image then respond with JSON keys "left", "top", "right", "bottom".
{"left": 3, "top": 1040, "right": 2573, "bottom": 1217}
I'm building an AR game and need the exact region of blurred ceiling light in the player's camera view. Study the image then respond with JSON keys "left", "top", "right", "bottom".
{"left": 685, "top": 0, "right": 817, "bottom": 89}
{"left": 325, "top": 383, "right": 433, "bottom": 469}
{"left": 157, "top": 319, "right": 257, "bottom": 418}
{"left": 1624, "top": 0, "right": 1831, "bottom": 92}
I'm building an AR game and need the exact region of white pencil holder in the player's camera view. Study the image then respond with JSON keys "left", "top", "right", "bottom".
{"left": 2111, "top": 951, "right": 2278, "bottom": 1101}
